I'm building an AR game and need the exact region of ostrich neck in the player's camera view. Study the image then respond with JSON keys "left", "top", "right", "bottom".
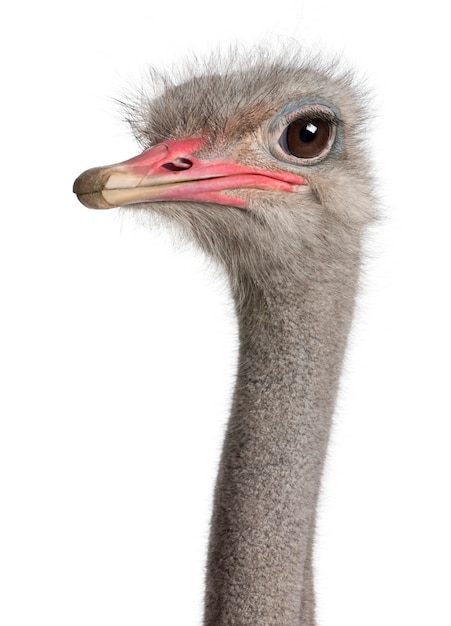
{"left": 204, "top": 267, "right": 359, "bottom": 626}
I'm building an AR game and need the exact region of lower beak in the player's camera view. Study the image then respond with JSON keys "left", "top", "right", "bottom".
{"left": 73, "top": 137, "right": 306, "bottom": 210}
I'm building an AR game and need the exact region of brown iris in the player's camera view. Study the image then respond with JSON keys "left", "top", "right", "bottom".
{"left": 286, "top": 118, "right": 332, "bottom": 159}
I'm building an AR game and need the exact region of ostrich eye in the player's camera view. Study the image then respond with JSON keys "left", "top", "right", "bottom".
{"left": 285, "top": 118, "right": 332, "bottom": 159}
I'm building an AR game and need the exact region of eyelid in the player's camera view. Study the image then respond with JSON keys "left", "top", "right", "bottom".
{"left": 277, "top": 97, "right": 340, "bottom": 120}
{"left": 282, "top": 107, "right": 338, "bottom": 128}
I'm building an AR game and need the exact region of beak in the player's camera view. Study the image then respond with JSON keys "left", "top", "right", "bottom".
{"left": 73, "top": 137, "right": 306, "bottom": 210}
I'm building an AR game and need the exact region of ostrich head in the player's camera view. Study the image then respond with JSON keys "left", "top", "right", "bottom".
{"left": 74, "top": 51, "right": 374, "bottom": 298}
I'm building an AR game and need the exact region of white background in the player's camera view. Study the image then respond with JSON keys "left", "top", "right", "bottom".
{"left": 1, "top": 1, "right": 450, "bottom": 624}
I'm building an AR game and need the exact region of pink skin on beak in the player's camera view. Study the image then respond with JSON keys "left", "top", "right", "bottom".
{"left": 73, "top": 137, "right": 307, "bottom": 210}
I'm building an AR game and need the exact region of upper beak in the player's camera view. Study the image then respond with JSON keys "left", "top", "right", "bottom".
{"left": 73, "top": 137, "right": 306, "bottom": 210}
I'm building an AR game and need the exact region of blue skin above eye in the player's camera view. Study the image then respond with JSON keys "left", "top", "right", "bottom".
{"left": 277, "top": 97, "right": 340, "bottom": 120}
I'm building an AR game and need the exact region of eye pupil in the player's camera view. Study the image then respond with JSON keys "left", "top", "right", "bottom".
{"left": 300, "top": 123, "right": 318, "bottom": 143}
{"left": 285, "top": 117, "right": 332, "bottom": 159}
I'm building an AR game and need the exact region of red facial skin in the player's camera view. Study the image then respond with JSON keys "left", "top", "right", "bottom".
{"left": 73, "top": 137, "right": 307, "bottom": 210}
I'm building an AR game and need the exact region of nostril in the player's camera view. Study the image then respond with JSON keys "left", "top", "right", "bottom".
{"left": 162, "top": 157, "right": 193, "bottom": 172}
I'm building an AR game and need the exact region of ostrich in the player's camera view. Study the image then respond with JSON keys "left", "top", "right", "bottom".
{"left": 73, "top": 49, "right": 374, "bottom": 626}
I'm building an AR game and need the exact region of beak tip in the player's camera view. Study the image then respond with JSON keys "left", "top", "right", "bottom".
{"left": 73, "top": 167, "right": 117, "bottom": 209}
{"left": 74, "top": 191, "right": 116, "bottom": 209}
